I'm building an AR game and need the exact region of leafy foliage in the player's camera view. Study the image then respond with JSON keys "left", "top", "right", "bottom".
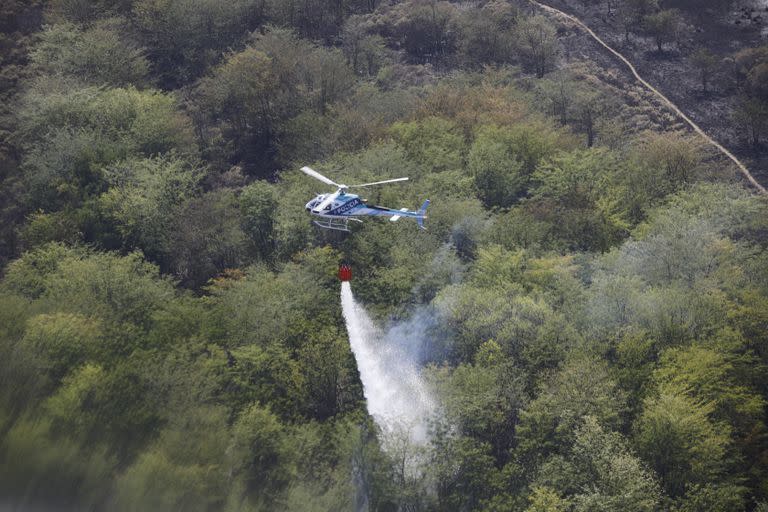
{"left": 2, "top": 2, "right": 768, "bottom": 511}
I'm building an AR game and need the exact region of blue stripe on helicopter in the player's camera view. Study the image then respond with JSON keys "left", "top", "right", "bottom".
{"left": 327, "top": 198, "right": 422, "bottom": 218}
{"left": 353, "top": 206, "right": 419, "bottom": 217}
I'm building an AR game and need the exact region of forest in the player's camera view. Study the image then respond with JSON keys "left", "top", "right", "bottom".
{"left": 1, "top": 0, "right": 768, "bottom": 510}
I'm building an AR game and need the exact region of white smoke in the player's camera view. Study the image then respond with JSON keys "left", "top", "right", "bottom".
{"left": 340, "top": 282, "right": 437, "bottom": 449}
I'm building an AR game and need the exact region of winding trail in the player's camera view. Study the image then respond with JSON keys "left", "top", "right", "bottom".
{"left": 529, "top": 0, "right": 767, "bottom": 194}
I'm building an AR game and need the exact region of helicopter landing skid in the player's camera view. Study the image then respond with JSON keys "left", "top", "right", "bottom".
{"left": 313, "top": 216, "right": 362, "bottom": 232}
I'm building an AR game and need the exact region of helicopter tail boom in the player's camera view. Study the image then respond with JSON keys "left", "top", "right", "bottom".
{"left": 369, "top": 200, "right": 429, "bottom": 228}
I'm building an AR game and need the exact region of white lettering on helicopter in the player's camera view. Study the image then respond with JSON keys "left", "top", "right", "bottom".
{"left": 330, "top": 198, "right": 361, "bottom": 215}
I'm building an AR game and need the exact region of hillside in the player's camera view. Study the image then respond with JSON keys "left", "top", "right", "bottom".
{"left": 1, "top": 1, "right": 768, "bottom": 511}
{"left": 529, "top": 0, "right": 768, "bottom": 185}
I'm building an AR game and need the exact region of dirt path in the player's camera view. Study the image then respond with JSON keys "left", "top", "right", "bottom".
{"left": 529, "top": 0, "right": 767, "bottom": 194}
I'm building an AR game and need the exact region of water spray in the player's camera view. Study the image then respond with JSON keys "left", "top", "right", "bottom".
{"left": 340, "top": 282, "right": 436, "bottom": 450}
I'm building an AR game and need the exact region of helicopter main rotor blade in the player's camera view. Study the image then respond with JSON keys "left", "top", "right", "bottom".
{"left": 348, "top": 177, "right": 409, "bottom": 188}
{"left": 300, "top": 166, "right": 340, "bottom": 187}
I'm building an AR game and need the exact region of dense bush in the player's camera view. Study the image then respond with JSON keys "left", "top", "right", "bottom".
{"left": 1, "top": 1, "right": 768, "bottom": 511}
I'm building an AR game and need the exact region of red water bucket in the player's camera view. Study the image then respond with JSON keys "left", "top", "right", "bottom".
{"left": 338, "top": 264, "right": 352, "bottom": 282}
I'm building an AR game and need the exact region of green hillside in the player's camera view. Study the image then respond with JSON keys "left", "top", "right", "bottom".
{"left": 1, "top": 1, "right": 767, "bottom": 510}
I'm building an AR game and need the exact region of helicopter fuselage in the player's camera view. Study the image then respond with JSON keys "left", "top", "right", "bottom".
{"left": 299, "top": 166, "right": 428, "bottom": 231}
{"left": 306, "top": 191, "right": 426, "bottom": 221}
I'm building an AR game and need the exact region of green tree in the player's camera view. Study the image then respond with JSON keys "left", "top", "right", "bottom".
{"left": 631, "top": 131, "right": 704, "bottom": 189}
{"left": 469, "top": 125, "right": 528, "bottom": 208}
{"left": 18, "top": 81, "right": 194, "bottom": 156}
{"left": 734, "top": 97, "right": 768, "bottom": 148}
{"left": 132, "top": 0, "right": 265, "bottom": 85}
{"left": 525, "top": 486, "right": 569, "bottom": 512}
{"left": 30, "top": 19, "right": 149, "bottom": 86}
{"left": 303, "top": 46, "right": 356, "bottom": 114}
{"left": 44, "top": 361, "right": 163, "bottom": 459}
{"left": 2, "top": 242, "right": 82, "bottom": 299}
{"left": 435, "top": 281, "right": 558, "bottom": 363}
{"left": 537, "top": 75, "right": 574, "bottom": 126}
{"left": 644, "top": 9, "right": 681, "bottom": 52}
{"left": 531, "top": 148, "right": 629, "bottom": 252}
{"left": 297, "top": 331, "right": 362, "bottom": 420}
{"left": 634, "top": 390, "right": 730, "bottom": 497}
{"left": 195, "top": 47, "right": 282, "bottom": 173}
{"left": 390, "top": 116, "right": 466, "bottom": 174}
{"left": 516, "top": 357, "right": 627, "bottom": 464}
{"left": 516, "top": 15, "right": 557, "bottom": 78}
{"left": 572, "top": 417, "right": 661, "bottom": 511}
{"left": 167, "top": 190, "right": 249, "bottom": 288}
{"left": 99, "top": 154, "right": 205, "bottom": 262}
{"left": 20, "top": 312, "right": 102, "bottom": 383}
{"left": 114, "top": 406, "right": 230, "bottom": 512}
{"left": 264, "top": 0, "right": 364, "bottom": 41}
{"left": 0, "top": 417, "right": 115, "bottom": 510}
{"left": 430, "top": 433, "right": 500, "bottom": 511}
{"left": 572, "top": 88, "right": 606, "bottom": 147}
{"left": 342, "top": 16, "right": 389, "bottom": 76}
{"left": 18, "top": 82, "right": 195, "bottom": 220}
{"left": 653, "top": 338, "right": 765, "bottom": 432}
{"left": 430, "top": 339, "right": 527, "bottom": 462}
{"left": 45, "top": 0, "right": 130, "bottom": 24}
{"left": 618, "top": 0, "right": 658, "bottom": 41}
{"left": 196, "top": 28, "right": 354, "bottom": 174}
{"left": 537, "top": 76, "right": 609, "bottom": 146}
{"left": 227, "top": 403, "right": 295, "bottom": 508}
{"left": 388, "top": 0, "right": 459, "bottom": 65}
{"left": 239, "top": 180, "right": 278, "bottom": 261}
{"left": 675, "top": 482, "right": 748, "bottom": 512}
{"left": 690, "top": 47, "right": 718, "bottom": 93}
{"left": 41, "top": 250, "right": 175, "bottom": 331}
{"left": 455, "top": 5, "right": 516, "bottom": 68}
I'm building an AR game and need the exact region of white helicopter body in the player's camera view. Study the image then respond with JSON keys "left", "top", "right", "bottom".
{"left": 300, "top": 166, "right": 429, "bottom": 232}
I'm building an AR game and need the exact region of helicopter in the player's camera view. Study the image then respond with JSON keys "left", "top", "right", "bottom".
{"left": 300, "top": 166, "right": 429, "bottom": 232}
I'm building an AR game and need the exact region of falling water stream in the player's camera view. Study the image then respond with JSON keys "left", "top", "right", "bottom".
{"left": 340, "top": 282, "right": 436, "bottom": 449}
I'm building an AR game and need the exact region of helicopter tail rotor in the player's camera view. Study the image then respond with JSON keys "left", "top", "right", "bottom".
{"left": 416, "top": 199, "right": 430, "bottom": 230}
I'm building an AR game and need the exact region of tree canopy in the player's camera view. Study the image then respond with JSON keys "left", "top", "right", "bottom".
{"left": 1, "top": 1, "right": 767, "bottom": 511}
